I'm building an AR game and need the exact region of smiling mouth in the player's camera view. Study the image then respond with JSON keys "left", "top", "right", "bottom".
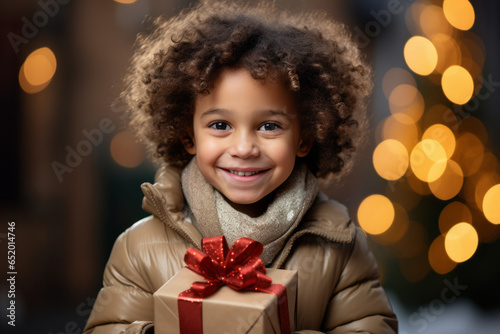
{"left": 226, "top": 169, "right": 268, "bottom": 176}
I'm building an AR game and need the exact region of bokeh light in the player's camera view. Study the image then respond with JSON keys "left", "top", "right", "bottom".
{"left": 441, "top": 65, "right": 474, "bottom": 105}
{"left": 459, "top": 116, "right": 488, "bottom": 145}
{"left": 372, "top": 203, "right": 410, "bottom": 245}
{"left": 419, "top": 5, "right": 453, "bottom": 38}
{"left": 462, "top": 172, "right": 485, "bottom": 210}
{"left": 19, "top": 65, "right": 51, "bottom": 94}
{"left": 369, "top": 0, "right": 496, "bottom": 281}
{"left": 422, "top": 124, "right": 456, "bottom": 158}
{"left": 400, "top": 253, "right": 430, "bottom": 283}
{"left": 407, "top": 171, "right": 432, "bottom": 196}
{"left": 482, "top": 184, "right": 500, "bottom": 225}
{"left": 460, "top": 33, "right": 486, "bottom": 74}
{"left": 382, "top": 68, "right": 416, "bottom": 99}
{"left": 410, "top": 139, "right": 448, "bottom": 182}
{"left": 389, "top": 84, "right": 425, "bottom": 124}
{"left": 110, "top": 131, "right": 146, "bottom": 168}
{"left": 470, "top": 209, "right": 500, "bottom": 244}
{"left": 404, "top": 36, "right": 438, "bottom": 76}
{"left": 443, "top": 0, "right": 475, "bottom": 31}
{"left": 428, "top": 235, "right": 457, "bottom": 274}
{"left": 19, "top": 47, "right": 57, "bottom": 94}
{"left": 429, "top": 160, "right": 463, "bottom": 200}
{"left": 439, "top": 201, "right": 472, "bottom": 234}
{"left": 405, "top": 2, "right": 427, "bottom": 37}
{"left": 390, "top": 221, "right": 428, "bottom": 259}
{"left": 357, "top": 195, "right": 395, "bottom": 235}
{"left": 481, "top": 151, "right": 500, "bottom": 172}
{"left": 445, "top": 222, "right": 478, "bottom": 263}
{"left": 114, "top": 0, "right": 138, "bottom": 4}
{"left": 382, "top": 115, "right": 421, "bottom": 153}
{"left": 430, "top": 33, "right": 462, "bottom": 74}
{"left": 373, "top": 139, "right": 409, "bottom": 181}
{"left": 385, "top": 177, "right": 422, "bottom": 212}
{"left": 453, "top": 132, "right": 484, "bottom": 177}
{"left": 421, "top": 104, "right": 459, "bottom": 131}
{"left": 474, "top": 172, "right": 500, "bottom": 212}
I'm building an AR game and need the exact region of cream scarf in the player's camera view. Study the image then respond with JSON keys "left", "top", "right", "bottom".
{"left": 181, "top": 158, "right": 318, "bottom": 265}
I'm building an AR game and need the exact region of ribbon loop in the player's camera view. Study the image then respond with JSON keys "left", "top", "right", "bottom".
{"left": 184, "top": 248, "right": 217, "bottom": 280}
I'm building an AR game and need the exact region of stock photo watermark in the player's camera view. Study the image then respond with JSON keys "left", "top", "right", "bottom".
{"left": 385, "top": 73, "right": 500, "bottom": 193}
{"left": 51, "top": 97, "right": 128, "bottom": 183}
{"left": 7, "top": 0, "right": 71, "bottom": 54}
{"left": 46, "top": 289, "right": 113, "bottom": 334}
{"left": 353, "top": 0, "right": 412, "bottom": 48}
{"left": 446, "top": 74, "right": 500, "bottom": 127}
{"left": 400, "top": 277, "right": 467, "bottom": 334}
{"left": 6, "top": 222, "right": 17, "bottom": 327}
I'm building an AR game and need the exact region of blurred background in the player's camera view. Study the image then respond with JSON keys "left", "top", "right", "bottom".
{"left": 1, "top": 0, "right": 499, "bottom": 333}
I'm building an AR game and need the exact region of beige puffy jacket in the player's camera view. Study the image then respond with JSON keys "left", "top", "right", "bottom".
{"left": 83, "top": 166, "right": 398, "bottom": 334}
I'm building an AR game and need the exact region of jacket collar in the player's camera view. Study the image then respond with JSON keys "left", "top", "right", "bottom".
{"left": 140, "top": 165, "right": 356, "bottom": 265}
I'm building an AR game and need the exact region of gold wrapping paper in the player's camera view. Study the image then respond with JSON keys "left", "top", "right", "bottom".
{"left": 154, "top": 267, "right": 297, "bottom": 334}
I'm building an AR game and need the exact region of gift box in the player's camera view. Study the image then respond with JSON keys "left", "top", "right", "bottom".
{"left": 154, "top": 267, "right": 297, "bottom": 334}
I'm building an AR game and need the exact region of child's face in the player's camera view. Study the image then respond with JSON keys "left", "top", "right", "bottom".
{"left": 186, "top": 68, "right": 311, "bottom": 208}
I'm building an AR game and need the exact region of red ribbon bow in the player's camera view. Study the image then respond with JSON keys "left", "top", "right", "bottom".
{"left": 184, "top": 236, "right": 272, "bottom": 296}
{"left": 177, "top": 236, "right": 291, "bottom": 334}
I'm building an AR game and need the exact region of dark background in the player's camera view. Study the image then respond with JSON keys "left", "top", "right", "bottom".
{"left": 1, "top": 0, "right": 499, "bottom": 333}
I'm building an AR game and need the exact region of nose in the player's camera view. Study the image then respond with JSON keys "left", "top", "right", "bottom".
{"left": 228, "top": 131, "right": 260, "bottom": 159}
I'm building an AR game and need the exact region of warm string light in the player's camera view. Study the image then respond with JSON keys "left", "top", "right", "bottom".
{"left": 19, "top": 47, "right": 57, "bottom": 94}
{"left": 357, "top": 195, "right": 395, "bottom": 235}
{"left": 110, "top": 131, "right": 146, "bottom": 168}
{"left": 361, "top": 0, "right": 499, "bottom": 281}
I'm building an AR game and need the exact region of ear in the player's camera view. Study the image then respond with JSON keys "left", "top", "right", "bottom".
{"left": 297, "top": 135, "right": 313, "bottom": 158}
{"left": 181, "top": 134, "right": 196, "bottom": 155}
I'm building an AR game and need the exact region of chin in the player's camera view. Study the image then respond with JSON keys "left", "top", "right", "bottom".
{"left": 226, "top": 196, "right": 261, "bottom": 205}
{"left": 227, "top": 191, "right": 274, "bottom": 206}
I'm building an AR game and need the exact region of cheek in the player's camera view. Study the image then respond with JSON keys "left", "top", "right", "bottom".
{"left": 265, "top": 140, "right": 298, "bottom": 170}
{"left": 195, "top": 139, "right": 221, "bottom": 165}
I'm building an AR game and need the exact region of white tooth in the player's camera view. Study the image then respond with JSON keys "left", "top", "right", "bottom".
{"left": 229, "top": 170, "right": 259, "bottom": 176}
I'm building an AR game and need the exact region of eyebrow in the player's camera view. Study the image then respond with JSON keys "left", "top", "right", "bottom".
{"left": 200, "top": 108, "right": 229, "bottom": 120}
{"left": 200, "top": 108, "right": 295, "bottom": 119}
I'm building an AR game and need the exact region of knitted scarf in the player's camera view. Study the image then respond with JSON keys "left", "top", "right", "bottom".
{"left": 181, "top": 158, "right": 318, "bottom": 264}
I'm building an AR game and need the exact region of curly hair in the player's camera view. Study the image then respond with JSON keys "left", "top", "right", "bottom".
{"left": 122, "top": 0, "right": 372, "bottom": 179}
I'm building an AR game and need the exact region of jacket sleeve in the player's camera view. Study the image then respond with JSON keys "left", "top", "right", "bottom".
{"left": 315, "top": 228, "right": 398, "bottom": 334}
{"left": 83, "top": 228, "right": 155, "bottom": 334}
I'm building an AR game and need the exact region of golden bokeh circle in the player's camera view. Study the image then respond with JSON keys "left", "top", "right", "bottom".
{"left": 441, "top": 65, "right": 474, "bottom": 105}
{"left": 429, "top": 160, "right": 464, "bottom": 200}
{"left": 389, "top": 84, "right": 425, "bottom": 124}
{"left": 443, "top": 0, "right": 475, "bottom": 31}
{"left": 444, "top": 222, "right": 478, "bottom": 263}
{"left": 19, "top": 47, "right": 57, "bottom": 93}
{"left": 483, "top": 184, "right": 500, "bottom": 225}
{"left": 110, "top": 131, "right": 146, "bottom": 168}
{"left": 428, "top": 235, "right": 457, "bottom": 275}
{"left": 439, "top": 202, "right": 472, "bottom": 234}
{"left": 404, "top": 36, "right": 438, "bottom": 76}
{"left": 373, "top": 139, "right": 409, "bottom": 181}
{"left": 422, "top": 124, "right": 456, "bottom": 159}
{"left": 410, "top": 139, "right": 448, "bottom": 182}
{"left": 357, "top": 195, "right": 395, "bottom": 235}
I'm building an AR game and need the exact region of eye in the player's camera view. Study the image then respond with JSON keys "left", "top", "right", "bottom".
{"left": 258, "top": 122, "right": 282, "bottom": 131}
{"left": 209, "top": 122, "right": 231, "bottom": 130}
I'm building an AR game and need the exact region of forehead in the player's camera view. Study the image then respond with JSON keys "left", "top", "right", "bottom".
{"left": 194, "top": 67, "right": 297, "bottom": 115}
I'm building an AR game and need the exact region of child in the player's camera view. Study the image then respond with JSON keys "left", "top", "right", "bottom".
{"left": 84, "top": 0, "right": 397, "bottom": 333}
